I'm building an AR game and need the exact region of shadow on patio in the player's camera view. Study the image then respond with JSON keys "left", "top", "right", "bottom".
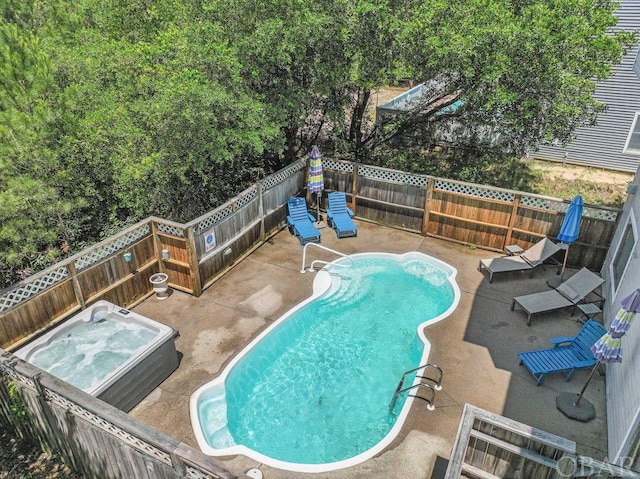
{"left": 129, "top": 220, "right": 607, "bottom": 479}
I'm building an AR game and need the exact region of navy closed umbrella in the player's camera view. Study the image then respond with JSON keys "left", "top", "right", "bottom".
{"left": 557, "top": 194, "right": 583, "bottom": 279}
{"left": 548, "top": 195, "right": 583, "bottom": 288}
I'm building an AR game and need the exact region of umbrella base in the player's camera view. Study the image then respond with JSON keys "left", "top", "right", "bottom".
{"left": 314, "top": 221, "right": 327, "bottom": 229}
{"left": 556, "top": 393, "right": 596, "bottom": 422}
{"left": 546, "top": 276, "right": 563, "bottom": 288}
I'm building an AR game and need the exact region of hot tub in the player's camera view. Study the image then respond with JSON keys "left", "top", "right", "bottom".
{"left": 14, "top": 300, "right": 179, "bottom": 412}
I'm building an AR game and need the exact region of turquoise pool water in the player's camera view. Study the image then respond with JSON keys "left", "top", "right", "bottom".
{"left": 191, "top": 252, "right": 459, "bottom": 471}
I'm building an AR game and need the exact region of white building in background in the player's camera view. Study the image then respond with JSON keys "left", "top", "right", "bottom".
{"left": 601, "top": 168, "right": 640, "bottom": 469}
{"left": 534, "top": 2, "right": 640, "bottom": 173}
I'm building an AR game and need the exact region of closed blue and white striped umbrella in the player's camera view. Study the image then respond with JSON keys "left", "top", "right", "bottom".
{"left": 591, "top": 288, "right": 640, "bottom": 363}
{"left": 307, "top": 146, "right": 324, "bottom": 221}
{"left": 307, "top": 146, "right": 324, "bottom": 195}
{"left": 559, "top": 289, "right": 640, "bottom": 418}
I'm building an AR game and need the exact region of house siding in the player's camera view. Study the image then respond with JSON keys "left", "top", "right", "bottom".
{"left": 534, "top": 2, "right": 640, "bottom": 173}
{"left": 601, "top": 167, "right": 640, "bottom": 464}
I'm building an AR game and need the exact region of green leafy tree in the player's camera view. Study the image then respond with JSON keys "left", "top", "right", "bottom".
{"left": 51, "top": 0, "right": 281, "bottom": 222}
{"left": 0, "top": 0, "right": 80, "bottom": 287}
{"left": 204, "top": 0, "right": 354, "bottom": 160}
{"left": 366, "top": 0, "right": 636, "bottom": 158}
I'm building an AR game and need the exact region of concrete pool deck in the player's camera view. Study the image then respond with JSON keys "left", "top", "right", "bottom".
{"left": 129, "top": 220, "right": 608, "bottom": 479}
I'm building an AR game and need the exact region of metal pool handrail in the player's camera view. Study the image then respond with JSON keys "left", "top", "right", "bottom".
{"left": 389, "top": 364, "right": 444, "bottom": 413}
{"left": 300, "top": 243, "right": 354, "bottom": 273}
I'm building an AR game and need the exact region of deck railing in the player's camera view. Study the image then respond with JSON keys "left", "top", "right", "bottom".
{"left": 445, "top": 404, "right": 640, "bottom": 478}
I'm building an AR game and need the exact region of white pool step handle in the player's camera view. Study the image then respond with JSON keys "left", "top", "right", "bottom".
{"left": 389, "top": 363, "right": 443, "bottom": 413}
{"left": 300, "top": 242, "right": 354, "bottom": 273}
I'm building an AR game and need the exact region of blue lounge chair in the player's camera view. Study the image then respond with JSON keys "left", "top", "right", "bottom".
{"left": 286, "top": 197, "right": 321, "bottom": 245}
{"left": 517, "top": 319, "right": 606, "bottom": 385}
{"left": 326, "top": 191, "right": 358, "bottom": 238}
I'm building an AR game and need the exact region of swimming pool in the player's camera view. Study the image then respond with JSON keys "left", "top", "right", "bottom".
{"left": 190, "top": 252, "right": 460, "bottom": 472}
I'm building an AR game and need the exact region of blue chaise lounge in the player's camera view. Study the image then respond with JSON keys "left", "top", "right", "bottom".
{"left": 517, "top": 319, "right": 607, "bottom": 385}
{"left": 326, "top": 191, "right": 358, "bottom": 239}
{"left": 286, "top": 197, "right": 321, "bottom": 245}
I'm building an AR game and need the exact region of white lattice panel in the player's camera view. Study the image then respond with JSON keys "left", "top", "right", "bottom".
{"left": 235, "top": 187, "right": 258, "bottom": 209}
{"left": 0, "top": 267, "right": 69, "bottom": 314}
{"left": 0, "top": 360, "right": 36, "bottom": 388}
{"left": 194, "top": 187, "right": 257, "bottom": 235}
{"left": 157, "top": 223, "right": 185, "bottom": 238}
{"left": 324, "top": 158, "right": 353, "bottom": 173}
{"left": 74, "top": 225, "right": 151, "bottom": 271}
{"left": 520, "top": 195, "right": 558, "bottom": 211}
{"left": 520, "top": 196, "right": 618, "bottom": 221}
{"left": 584, "top": 207, "right": 617, "bottom": 222}
{"left": 45, "top": 389, "right": 173, "bottom": 465}
{"left": 359, "top": 165, "right": 429, "bottom": 186}
{"left": 186, "top": 468, "right": 221, "bottom": 479}
{"left": 261, "top": 159, "right": 306, "bottom": 190}
{"left": 196, "top": 204, "right": 234, "bottom": 234}
{"left": 435, "top": 180, "right": 515, "bottom": 202}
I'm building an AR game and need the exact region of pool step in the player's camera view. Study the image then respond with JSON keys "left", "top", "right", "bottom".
{"left": 203, "top": 389, "right": 237, "bottom": 448}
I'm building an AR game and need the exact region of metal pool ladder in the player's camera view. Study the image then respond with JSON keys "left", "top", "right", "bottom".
{"left": 300, "top": 242, "right": 354, "bottom": 273}
{"left": 389, "top": 363, "right": 443, "bottom": 413}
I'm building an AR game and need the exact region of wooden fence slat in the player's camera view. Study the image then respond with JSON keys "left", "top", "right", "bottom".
{"left": 0, "top": 354, "right": 248, "bottom": 479}
{"left": 0, "top": 158, "right": 620, "bottom": 350}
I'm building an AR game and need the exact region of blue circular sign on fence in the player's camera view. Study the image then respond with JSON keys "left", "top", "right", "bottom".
{"left": 203, "top": 228, "right": 216, "bottom": 252}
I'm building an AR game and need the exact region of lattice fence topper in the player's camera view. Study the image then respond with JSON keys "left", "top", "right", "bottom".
{"left": 359, "top": 165, "right": 429, "bottom": 187}
{"left": 41, "top": 388, "right": 173, "bottom": 467}
{"left": 235, "top": 186, "right": 258, "bottom": 209}
{"left": 0, "top": 360, "right": 225, "bottom": 479}
{"left": 184, "top": 466, "right": 224, "bottom": 479}
{"left": 323, "top": 158, "right": 354, "bottom": 173}
{"left": 74, "top": 224, "right": 151, "bottom": 271}
{"left": 261, "top": 158, "right": 306, "bottom": 191}
{"left": 157, "top": 222, "right": 185, "bottom": 238}
{"left": 196, "top": 187, "right": 259, "bottom": 235}
{"left": 195, "top": 203, "right": 234, "bottom": 235}
{"left": 521, "top": 195, "right": 618, "bottom": 221}
{"left": 435, "top": 180, "right": 516, "bottom": 202}
{"left": 0, "top": 267, "right": 69, "bottom": 314}
{"left": 584, "top": 206, "right": 618, "bottom": 222}
{"left": 0, "top": 359, "right": 36, "bottom": 389}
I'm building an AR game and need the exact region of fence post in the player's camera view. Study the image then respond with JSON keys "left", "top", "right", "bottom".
{"left": 505, "top": 194, "right": 522, "bottom": 249}
{"left": 66, "top": 262, "right": 86, "bottom": 311}
{"left": 31, "top": 373, "right": 67, "bottom": 456}
{"left": 170, "top": 452, "right": 187, "bottom": 476}
{"left": 258, "top": 181, "right": 265, "bottom": 241}
{"left": 185, "top": 226, "right": 203, "bottom": 297}
{"left": 422, "top": 178, "right": 435, "bottom": 236}
{"left": 151, "top": 221, "right": 166, "bottom": 274}
{"left": 351, "top": 163, "right": 359, "bottom": 213}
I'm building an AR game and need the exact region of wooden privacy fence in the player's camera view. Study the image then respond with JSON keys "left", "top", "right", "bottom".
{"left": 321, "top": 158, "right": 620, "bottom": 273}
{"left": 0, "top": 160, "right": 307, "bottom": 350}
{"left": 445, "top": 404, "right": 640, "bottom": 479}
{"left": 0, "top": 351, "right": 248, "bottom": 479}
{"left": 0, "top": 157, "right": 620, "bottom": 349}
